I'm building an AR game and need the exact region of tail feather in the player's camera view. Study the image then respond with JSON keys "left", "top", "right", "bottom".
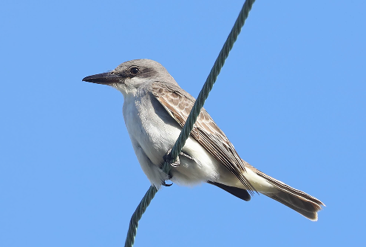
{"left": 263, "top": 190, "right": 320, "bottom": 221}
{"left": 247, "top": 165, "right": 325, "bottom": 221}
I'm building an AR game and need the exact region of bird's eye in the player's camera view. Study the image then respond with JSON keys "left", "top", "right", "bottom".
{"left": 130, "top": 67, "right": 139, "bottom": 74}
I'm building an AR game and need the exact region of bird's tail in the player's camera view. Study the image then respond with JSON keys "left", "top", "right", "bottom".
{"left": 245, "top": 165, "right": 325, "bottom": 221}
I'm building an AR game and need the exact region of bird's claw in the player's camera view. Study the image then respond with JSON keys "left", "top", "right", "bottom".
{"left": 163, "top": 148, "right": 181, "bottom": 167}
{"left": 162, "top": 181, "right": 173, "bottom": 187}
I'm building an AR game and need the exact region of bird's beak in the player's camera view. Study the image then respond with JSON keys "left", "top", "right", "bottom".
{"left": 82, "top": 72, "right": 121, "bottom": 85}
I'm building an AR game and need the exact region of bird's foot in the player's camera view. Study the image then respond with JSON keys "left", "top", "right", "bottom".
{"left": 163, "top": 148, "right": 181, "bottom": 167}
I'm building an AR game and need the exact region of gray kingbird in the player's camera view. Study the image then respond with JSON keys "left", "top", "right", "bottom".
{"left": 83, "top": 59, "right": 324, "bottom": 221}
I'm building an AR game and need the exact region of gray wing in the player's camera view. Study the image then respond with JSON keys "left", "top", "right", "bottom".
{"left": 150, "top": 81, "right": 256, "bottom": 193}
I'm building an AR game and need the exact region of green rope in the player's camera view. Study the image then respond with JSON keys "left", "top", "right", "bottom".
{"left": 124, "top": 186, "right": 157, "bottom": 247}
{"left": 124, "top": 1, "right": 256, "bottom": 246}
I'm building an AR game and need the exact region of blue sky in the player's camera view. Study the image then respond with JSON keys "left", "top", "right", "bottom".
{"left": 1, "top": 1, "right": 365, "bottom": 246}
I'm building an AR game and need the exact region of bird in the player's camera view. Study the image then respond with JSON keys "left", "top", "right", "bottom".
{"left": 83, "top": 59, "right": 324, "bottom": 221}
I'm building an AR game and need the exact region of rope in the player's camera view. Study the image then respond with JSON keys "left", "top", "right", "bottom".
{"left": 124, "top": 1, "right": 256, "bottom": 246}
{"left": 124, "top": 186, "right": 157, "bottom": 247}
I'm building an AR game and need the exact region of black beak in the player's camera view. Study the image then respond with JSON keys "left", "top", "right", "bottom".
{"left": 82, "top": 72, "right": 121, "bottom": 85}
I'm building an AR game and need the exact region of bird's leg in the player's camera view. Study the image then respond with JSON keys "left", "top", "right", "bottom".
{"left": 163, "top": 148, "right": 181, "bottom": 167}
{"left": 161, "top": 150, "right": 196, "bottom": 187}
{"left": 161, "top": 151, "right": 174, "bottom": 186}
{"left": 164, "top": 149, "right": 197, "bottom": 167}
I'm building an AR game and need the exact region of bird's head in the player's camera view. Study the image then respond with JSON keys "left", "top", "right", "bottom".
{"left": 83, "top": 59, "right": 176, "bottom": 96}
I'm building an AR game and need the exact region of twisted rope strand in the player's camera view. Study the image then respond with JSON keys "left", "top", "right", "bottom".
{"left": 124, "top": 1, "right": 256, "bottom": 246}
{"left": 124, "top": 187, "right": 158, "bottom": 247}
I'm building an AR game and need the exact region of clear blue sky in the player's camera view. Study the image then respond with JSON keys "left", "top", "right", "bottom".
{"left": 1, "top": 1, "right": 365, "bottom": 246}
